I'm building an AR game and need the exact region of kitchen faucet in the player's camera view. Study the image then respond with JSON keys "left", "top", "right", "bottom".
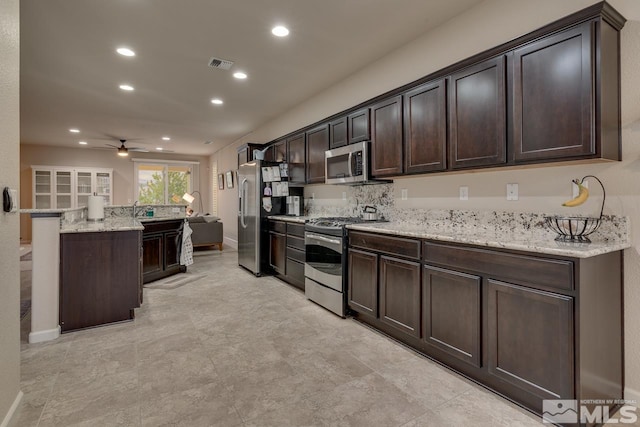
{"left": 132, "top": 200, "right": 139, "bottom": 218}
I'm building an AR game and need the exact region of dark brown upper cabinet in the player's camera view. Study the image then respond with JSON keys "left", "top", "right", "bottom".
{"left": 306, "top": 124, "right": 329, "bottom": 184}
{"left": 348, "top": 108, "right": 370, "bottom": 144}
{"left": 403, "top": 79, "right": 447, "bottom": 174}
{"left": 237, "top": 143, "right": 262, "bottom": 168}
{"left": 265, "top": 139, "right": 286, "bottom": 162}
{"left": 262, "top": 4, "right": 622, "bottom": 179}
{"left": 512, "top": 21, "right": 617, "bottom": 162}
{"left": 329, "top": 116, "right": 348, "bottom": 149}
{"left": 449, "top": 56, "right": 506, "bottom": 170}
{"left": 287, "top": 133, "right": 306, "bottom": 185}
{"left": 371, "top": 95, "right": 403, "bottom": 177}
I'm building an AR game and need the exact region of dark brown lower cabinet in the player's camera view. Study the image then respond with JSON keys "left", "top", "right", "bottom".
{"left": 486, "top": 279, "right": 574, "bottom": 401}
{"left": 284, "top": 223, "right": 305, "bottom": 290}
{"left": 348, "top": 230, "right": 623, "bottom": 421}
{"left": 269, "top": 230, "right": 286, "bottom": 275}
{"left": 423, "top": 265, "right": 481, "bottom": 367}
{"left": 347, "top": 248, "right": 378, "bottom": 319}
{"left": 268, "top": 220, "right": 306, "bottom": 290}
{"left": 142, "top": 219, "right": 186, "bottom": 284}
{"left": 380, "top": 256, "right": 421, "bottom": 338}
{"left": 60, "top": 230, "right": 142, "bottom": 332}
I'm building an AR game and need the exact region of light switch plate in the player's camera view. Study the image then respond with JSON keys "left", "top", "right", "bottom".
{"left": 342, "top": 191, "right": 346, "bottom": 201}
{"left": 401, "top": 189, "right": 408, "bottom": 200}
{"left": 459, "top": 186, "right": 469, "bottom": 201}
{"left": 506, "top": 183, "right": 518, "bottom": 201}
{"left": 172, "top": 207, "right": 180, "bottom": 213}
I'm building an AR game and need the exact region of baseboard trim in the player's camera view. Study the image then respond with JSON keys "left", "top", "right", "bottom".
{"left": 625, "top": 387, "right": 640, "bottom": 405}
{"left": 224, "top": 236, "right": 237, "bottom": 250}
{"left": 0, "top": 391, "right": 23, "bottom": 427}
{"left": 28, "top": 325, "right": 60, "bottom": 344}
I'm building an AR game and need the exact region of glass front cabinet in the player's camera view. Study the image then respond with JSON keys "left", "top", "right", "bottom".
{"left": 32, "top": 166, "right": 113, "bottom": 209}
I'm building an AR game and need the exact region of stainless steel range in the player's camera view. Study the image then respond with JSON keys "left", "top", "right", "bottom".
{"left": 304, "top": 217, "right": 372, "bottom": 317}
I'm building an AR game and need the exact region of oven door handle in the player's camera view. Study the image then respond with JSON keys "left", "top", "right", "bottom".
{"left": 305, "top": 232, "right": 343, "bottom": 253}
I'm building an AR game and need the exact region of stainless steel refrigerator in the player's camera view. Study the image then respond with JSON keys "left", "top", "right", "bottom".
{"left": 237, "top": 160, "right": 302, "bottom": 276}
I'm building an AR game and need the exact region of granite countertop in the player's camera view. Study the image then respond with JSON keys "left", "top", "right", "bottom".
{"left": 138, "top": 216, "right": 186, "bottom": 223}
{"left": 60, "top": 217, "right": 144, "bottom": 234}
{"left": 346, "top": 221, "right": 631, "bottom": 258}
{"left": 21, "top": 208, "right": 78, "bottom": 214}
{"left": 267, "top": 215, "right": 309, "bottom": 224}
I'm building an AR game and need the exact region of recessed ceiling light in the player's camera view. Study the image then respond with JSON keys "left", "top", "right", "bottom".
{"left": 272, "top": 26, "right": 289, "bottom": 37}
{"left": 162, "top": 136, "right": 171, "bottom": 141}
{"left": 211, "top": 98, "right": 223, "bottom": 105}
{"left": 78, "top": 141, "right": 88, "bottom": 145}
{"left": 119, "top": 84, "right": 134, "bottom": 91}
{"left": 116, "top": 47, "right": 136, "bottom": 57}
{"left": 69, "top": 128, "right": 80, "bottom": 133}
{"left": 156, "top": 147, "right": 163, "bottom": 151}
{"left": 233, "top": 72, "right": 247, "bottom": 79}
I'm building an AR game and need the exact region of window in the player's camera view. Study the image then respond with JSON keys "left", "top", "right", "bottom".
{"left": 134, "top": 161, "right": 198, "bottom": 205}
{"left": 211, "top": 161, "right": 218, "bottom": 216}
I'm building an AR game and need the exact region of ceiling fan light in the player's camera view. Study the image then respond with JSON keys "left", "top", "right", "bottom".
{"left": 117, "top": 146, "right": 129, "bottom": 156}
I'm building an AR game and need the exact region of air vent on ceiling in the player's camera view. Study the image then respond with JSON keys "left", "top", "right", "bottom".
{"left": 208, "top": 57, "right": 234, "bottom": 70}
{"left": 204, "top": 140, "right": 213, "bottom": 145}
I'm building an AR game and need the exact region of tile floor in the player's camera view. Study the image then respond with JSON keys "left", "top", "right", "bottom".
{"left": 14, "top": 249, "right": 633, "bottom": 426}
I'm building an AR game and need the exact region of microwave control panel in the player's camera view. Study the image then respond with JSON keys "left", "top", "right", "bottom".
{"left": 353, "top": 151, "right": 363, "bottom": 176}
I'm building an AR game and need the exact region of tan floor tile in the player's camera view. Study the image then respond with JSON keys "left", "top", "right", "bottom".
{"left": 304, "top": 372, "right": 432, "bottom": 427}
{"left": 20, "top": 249, "right": 562, "bottom": 427}
{"left": 140, "top": 382, "right": 242, "bottom": 427}
{"left": 375, "top": 356, "right": 474, "bottom": 410}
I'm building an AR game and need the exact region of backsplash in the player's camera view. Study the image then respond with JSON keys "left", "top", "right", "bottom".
{"left": 105, "top": 204, "right": 186, "bottom": 219}
{"left": 305, "top": 184, "right": 629, "bottom": 244}
{"left": 58, "top": 204, "right": 186, "bottom": 225}
{"left": 60, "top": 208, "right": 86, "bottom": 226}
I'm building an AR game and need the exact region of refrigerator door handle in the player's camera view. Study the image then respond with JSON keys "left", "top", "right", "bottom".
{"left": 240, "top": 178, "right": 248, "bottom": 229}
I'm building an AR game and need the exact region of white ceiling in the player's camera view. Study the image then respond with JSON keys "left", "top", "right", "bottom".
{"left": 20, "top": 0, "right": 486, "bottom": 156}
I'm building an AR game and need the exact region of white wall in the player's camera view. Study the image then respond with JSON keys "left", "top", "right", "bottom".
{"left": 0, "top": 0, "right": 22, "bottom": 425}
{"left": 215, "top": 0, "right": 640, "bottom": 401}
{"left": 19, "top": 144, "right": 211, "bottom": 241}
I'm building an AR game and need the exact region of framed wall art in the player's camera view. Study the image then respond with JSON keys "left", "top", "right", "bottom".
{"left": 217, "top": 174, "right": 224, "bottom": 190}
{"left": 226, "top": 170, "right": 234, "bottom": 189}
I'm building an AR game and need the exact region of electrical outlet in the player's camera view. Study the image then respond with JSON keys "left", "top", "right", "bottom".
{"left": 459, "top": 186, "right": 469, "bottom": 201}
{"left": 311, "top": 193, "right": 315, "bottom": 200}
{"left": 506, "top": 183, "right": 519, "bottom": 201}
{"left": 401, "top": 189, "right": 408, "bottom": 200}
{"left": 172, "top": 207, "right": 180, "bottom": 213}
{"left": 572, "top": 180, "right": 587, "bottom": 198}
{"left": 342, "top": 192, "right": 346, "bottom": 201}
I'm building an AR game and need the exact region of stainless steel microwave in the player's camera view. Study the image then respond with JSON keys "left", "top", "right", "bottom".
{"left": 325, "top": 141, "right": 372, "bottom": 185}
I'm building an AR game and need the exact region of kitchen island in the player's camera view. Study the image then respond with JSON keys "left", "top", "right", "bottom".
{"left": 59, "top": 217, "right": 144, "bottom": 332}
{"left": 23, "top": 205, "right": 187, "bottom": 339}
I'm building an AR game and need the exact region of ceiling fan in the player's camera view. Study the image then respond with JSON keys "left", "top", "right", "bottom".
{"left": 106, "top": 139, "right": 148, "bottom": 157}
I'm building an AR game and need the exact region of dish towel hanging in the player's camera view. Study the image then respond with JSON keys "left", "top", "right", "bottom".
{"left": 180, "top": 220, "right": 194, "bottom": 266}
